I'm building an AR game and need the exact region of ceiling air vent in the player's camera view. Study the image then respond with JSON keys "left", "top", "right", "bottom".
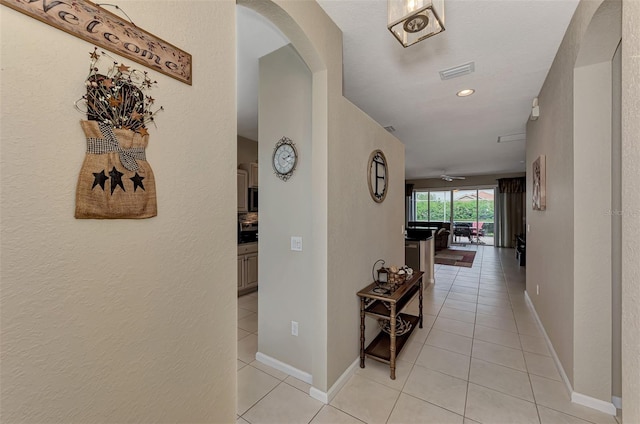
{"left": 497, "top": 133, "right": 526, "bottom": 143}
{"left": 439, "top": 62, "right": 475, "bottom": 80}
{"left": 384, "top": 126, "right": 396, "bottom": 133}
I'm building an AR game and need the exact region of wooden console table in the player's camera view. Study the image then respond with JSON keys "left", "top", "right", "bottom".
{"left": 357, "top": 271, "right": 424, "bottom": 379}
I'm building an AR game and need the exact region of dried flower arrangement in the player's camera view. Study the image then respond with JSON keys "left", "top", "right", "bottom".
{"left": 75, "top": 47, "right": 164, "bottom": 135}
{"left": 74, "top": 47, "right": 161, "bottom": 219}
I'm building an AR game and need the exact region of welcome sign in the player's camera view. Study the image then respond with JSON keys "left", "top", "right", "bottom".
{"left": 1, "top": 0, "right": 192, "bottom": 85}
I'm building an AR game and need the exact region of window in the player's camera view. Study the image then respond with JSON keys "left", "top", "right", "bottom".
{"left": 412, "top": 188, "right": 495, "bottom": 245}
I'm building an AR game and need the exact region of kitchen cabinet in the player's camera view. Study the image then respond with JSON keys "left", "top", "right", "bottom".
{"left": 237, "top": 169, "right": 248, "bottom": 212}
{"left": 239, "top": 162, "right": 258, "bottom": 188}
{"left": 238, "top": 242, "right": 258, "bottom": 294}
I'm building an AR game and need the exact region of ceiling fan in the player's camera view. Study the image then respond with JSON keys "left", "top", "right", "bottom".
{"left": 440, "top": 174, "right": 466, "bottom": 182}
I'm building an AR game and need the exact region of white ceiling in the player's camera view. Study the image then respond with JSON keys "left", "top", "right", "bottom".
{"left": 237, "top": 0, "right": 580, "bottom": 179}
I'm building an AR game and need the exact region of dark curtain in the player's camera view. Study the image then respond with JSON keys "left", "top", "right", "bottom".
{"left": 498, "top": 177, "right": 526, "bottom": 194}
{"left": 495, "top": 178, "right": 526, "bottom": 248}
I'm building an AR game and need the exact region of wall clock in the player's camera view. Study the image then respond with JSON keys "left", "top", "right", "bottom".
{"left": 368, "top": 149, "right": 388, "bottom": 203}
{"left": 272, "top": 136, "right": 298, "bottom": 181}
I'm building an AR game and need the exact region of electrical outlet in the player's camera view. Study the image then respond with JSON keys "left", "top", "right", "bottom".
{"left": 291, "top": 236, "right": 302, "bottom": 251}
{"left": 291, "top": 321, "right": 298, "bottom": 336}
{"left": 536, "top": 285, "right": 539, "bottom": 295}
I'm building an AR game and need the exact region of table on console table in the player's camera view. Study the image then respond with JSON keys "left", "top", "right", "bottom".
{"left": 356, "top": 271, "right": 424, "bottom": 379}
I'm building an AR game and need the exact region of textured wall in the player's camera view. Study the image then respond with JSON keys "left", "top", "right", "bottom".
{"left": 621, "top": 0, "right": 640, "bottom": 421}
{"left": 258, "top": 44, "right": 314, "bottom": 374}
{"left": 240, "top": 0, "right": 404, "bottom": 393}
{"left": 527, "top": 0, "right": 640, "bottom": 410}
{"left": 573, "top": 61, "right": 612, "bottom": 401}
{"left": 525, "top": 0, "right": 604, "bottom": 388}
{"left": 0, "top": 1, "right": 237, "bottom": 422}
{"left": 238, "top": 135, "right": 259, "bottom": 166}
{"left": 326, "top": 96, "right": 405, "bottom": 389}
{"left": 407, "top": 172, "right": 525, "bottom": 190}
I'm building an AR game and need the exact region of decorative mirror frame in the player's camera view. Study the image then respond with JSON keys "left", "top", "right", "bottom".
{"left": 368, "top": 149, "right": 388, "bottom": 203}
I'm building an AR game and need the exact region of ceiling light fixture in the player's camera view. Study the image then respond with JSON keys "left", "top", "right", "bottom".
{"left": 456, "top": 89, "right": 475, "bottom": 97}
{"left": 388, "top": 0, "right": 445, "bottom": 48}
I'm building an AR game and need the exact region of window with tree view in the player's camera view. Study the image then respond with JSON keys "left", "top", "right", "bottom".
{"left": 413, "top": 188, "right": 495, "bottom": 245}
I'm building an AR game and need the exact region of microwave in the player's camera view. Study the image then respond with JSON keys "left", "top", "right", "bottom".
{"left": 248, "top": 188, "right": 258, "bottom": 212}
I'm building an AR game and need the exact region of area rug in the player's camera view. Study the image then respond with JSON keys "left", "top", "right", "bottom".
{"left": 434, "top": 249, "right": 477, "bottom": 268}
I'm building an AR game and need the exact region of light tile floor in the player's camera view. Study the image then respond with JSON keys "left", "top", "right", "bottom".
{"left": 237, "top": 246, "right": 620, "bottom": 424}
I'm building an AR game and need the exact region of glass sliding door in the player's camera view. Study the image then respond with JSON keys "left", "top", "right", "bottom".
{"left": 451, "top": 188, "right": 495, "bottom": 246}
{"left": 411, "top": 188, "right": 495, "bottom": 246}
{"left": 413, "top": 190, "right": 451, "bottom": 222}
{"left": 478, "top": 189, "right": 495, "bottom": 245}
{"left": 452, "top": 190, "right": 479, "bottom": 245}
{"left": 428, "top": 191, "right": 451, "bottom": 223}
{"left": 415, "top": 191, "right": 429, "bottom": 221}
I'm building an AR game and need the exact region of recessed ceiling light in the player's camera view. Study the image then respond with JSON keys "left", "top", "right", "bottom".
{"left": 456, "top": 89, "right": 475, "bottom": 97}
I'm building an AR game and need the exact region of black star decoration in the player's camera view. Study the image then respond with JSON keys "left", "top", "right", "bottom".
{"left": 130, "top": 173, "right": 145, "bottom": 192}
{"left": 91, "top": 170, "right": 108, "bottom": 191}
{"left": 109, "top": 167, "right": 125, "bottom": 194}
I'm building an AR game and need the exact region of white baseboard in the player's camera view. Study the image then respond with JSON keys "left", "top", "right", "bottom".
{"left": 310, "top": 357, "right": 359, "bottom": 404}
{"left": 612, "top": 396, "right": 622, "bottom": 409}
{"left": 524, "top": 292, "right": 616, "bottom": 416}
{"left": 572, "top": 392, "right": 617, "bottom": 415}
{"left": 255, "top": 352, "right": 313, "bottom": 384}
{"left": 524, "top": 291, "right": 574, "bottom": 395}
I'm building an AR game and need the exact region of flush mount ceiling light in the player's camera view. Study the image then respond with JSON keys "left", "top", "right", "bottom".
{"left": 388, "top": 0, "right": 445, "bottom": 48}
{"left": 456, "top": 89, "right": 475, "bottom": 97}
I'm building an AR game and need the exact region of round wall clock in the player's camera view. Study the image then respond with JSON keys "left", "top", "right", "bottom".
{"left": 368, "top": 149, "right": 388, "bottom": 203}
{"left": 272, "top": 136, "right": 298, "bottom": 181}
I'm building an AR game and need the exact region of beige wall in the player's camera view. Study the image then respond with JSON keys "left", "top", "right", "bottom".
{"left": 611, "top": 40, "right": 622, "bottom": 402}
{"left": 527, "top": 0, "right": 640, "bottom": 414}
{"left": 526, "top": 0, "right": 602, "bottom": 391}
{"left": 242, "top": 0, "right": 404, "bottom": 393}
{"left": 258, "top": 44, "right": 314, "bottom": 373}
{"left": 408, "top": 172, "right": 525, "bottom": 190}
{"left": 238, "top": 135, "right": 258, "bottom": 165}
{"left": 0, "top": 2, "right": 237, "bottom": 423}
{"left": 573, "top": 59, "right": 613, "bottom": 401}
{"left": 327, "top": 96, "right": 405, "bottom": 388}
{"left": 621, "top": 0, "right": 640, "bottom": 421}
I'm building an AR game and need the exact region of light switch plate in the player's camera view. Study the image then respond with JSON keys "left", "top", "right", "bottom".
{"left": 291, "top": 236, "right": 303, "bottom": 251}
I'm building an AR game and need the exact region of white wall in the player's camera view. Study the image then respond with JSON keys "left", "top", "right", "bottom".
{"left": 0, "top": 2, "right": 237, "bottom": 422}
{"left": 258, "top": 44, "right": 314, "bottom": 374}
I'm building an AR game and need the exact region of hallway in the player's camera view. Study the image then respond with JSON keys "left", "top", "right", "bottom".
{"left": 237, "top": 246, "right": 619, "bottom": 424}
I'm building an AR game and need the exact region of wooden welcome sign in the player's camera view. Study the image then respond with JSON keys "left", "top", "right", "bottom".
{"left": 1, "top": 0, "right": 192, "bottom": 85}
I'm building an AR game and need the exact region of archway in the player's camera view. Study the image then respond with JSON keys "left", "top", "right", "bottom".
{"left": 572, "top": 0, "right": 621, "bottom": 413}
{"left": 236, "top": 0, "right": 330, "bottom": 394}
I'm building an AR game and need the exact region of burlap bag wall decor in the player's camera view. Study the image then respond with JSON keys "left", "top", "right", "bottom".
{"left": 75, "top": 120, "right": 157, "bottom": 219}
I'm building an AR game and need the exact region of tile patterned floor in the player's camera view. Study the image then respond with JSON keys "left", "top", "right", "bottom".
{"left": 237, "top": 246, "right": 619, "bottom": 424}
